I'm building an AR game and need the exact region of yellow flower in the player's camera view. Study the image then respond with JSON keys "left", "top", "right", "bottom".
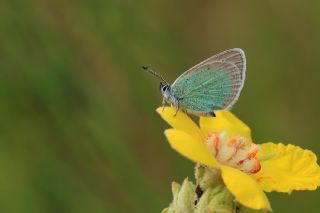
{"left": 157, "top": 107, "right": 320, "bottom": 211}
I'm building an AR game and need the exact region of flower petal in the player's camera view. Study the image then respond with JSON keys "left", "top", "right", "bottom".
{"left": 221, "top": 166, "right": 271, "bottom": 210}
{"left": 255, "top": 142, "right": 320, "bottom": 193}
{"left": 157, "top": 107, "right": 204, "bottom": 140}
{"left": 164, "top": 129, "right": 219, "bottom": 167}
{"left": 200, "top": 111, "right": 252, "bottom": 143}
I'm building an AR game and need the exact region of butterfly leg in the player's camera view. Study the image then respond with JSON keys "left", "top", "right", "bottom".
{"left": 174, "top": 107, "right": 179, "bottom": 117}
{"left": 162, "top": 98, "right": 166, "bottom": 112}
{"left": 209, "top": 111, "right": 216, "bottom": 117}
{"left": 173, "top": 101, "right": 180, "bottom": 117}
{"left": 203, "top": 111, "right": 216, "bottom": 117}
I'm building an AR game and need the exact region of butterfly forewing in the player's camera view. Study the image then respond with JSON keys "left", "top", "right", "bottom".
{"left": 171, "top": 49, "right": 246, "bottom": 112}
{"left": 173, "top": 48, "right": 246, "bottom": 85}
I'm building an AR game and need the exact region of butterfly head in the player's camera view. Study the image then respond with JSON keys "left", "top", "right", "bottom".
{"left": 160, "top": 82, "right": 171, "bottom": 99}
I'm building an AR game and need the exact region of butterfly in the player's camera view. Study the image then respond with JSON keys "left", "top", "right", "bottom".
{"left": 143, "top": 48, "right": 246, "bottom": 117}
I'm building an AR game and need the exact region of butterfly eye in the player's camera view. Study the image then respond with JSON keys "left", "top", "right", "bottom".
{"left": 160, "top": 84, "right": 169, "bottom": 92}
{"left": 162, "top": 85, "right": 169, "bottom": 91}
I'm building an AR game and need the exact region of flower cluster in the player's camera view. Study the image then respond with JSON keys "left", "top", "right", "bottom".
{"left": 157, "top": 107, "right": 320, "bottom": 210}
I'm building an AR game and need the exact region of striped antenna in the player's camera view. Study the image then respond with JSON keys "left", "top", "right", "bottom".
{"left": 142, "top": 66, "right": 168, "bottom": 84}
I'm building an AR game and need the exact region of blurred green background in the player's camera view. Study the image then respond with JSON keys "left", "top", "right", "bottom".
{"left": 1, "top": 0, "right": 320, "bottom": 212}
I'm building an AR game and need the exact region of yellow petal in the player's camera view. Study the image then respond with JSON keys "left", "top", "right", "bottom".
{"left": 157, "top": 107, "right": 204, "bottom": 140}
{"left": 200, "top": 111, "right": 252, "bottom": 143}
{"left": 164, "top": 129, "right": 219, "bottom": 167}
{"left": 221, "top": 166, "right": 271, "bottom": 210}
{"left": 254, "top": 142, "right": 320, "bottom": 193}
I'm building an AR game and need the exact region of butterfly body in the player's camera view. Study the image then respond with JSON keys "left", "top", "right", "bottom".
{"left": 160, "top": 83, "right": 216, "bottom": 116}
{"left": 145, "top": 48, "right": 246, "bottom": 117}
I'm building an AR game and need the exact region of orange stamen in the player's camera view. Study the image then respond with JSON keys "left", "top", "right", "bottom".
{"left": 227, "top": 138, "right": 237, "bottom": 147}
{"left": 249, "top": 158, "right": 261, "bottom": 173}
{"left": 213, "top": 133, "right": 219, "bottom": 157}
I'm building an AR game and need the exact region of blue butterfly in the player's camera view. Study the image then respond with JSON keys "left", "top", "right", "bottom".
{"left": 143, "top": 48, "right": 246, "bottom": 117}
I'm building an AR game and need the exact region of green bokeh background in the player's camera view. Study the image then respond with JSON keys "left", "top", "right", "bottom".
{"left": 1, "top": 0, "right": 319, "bottom": 212}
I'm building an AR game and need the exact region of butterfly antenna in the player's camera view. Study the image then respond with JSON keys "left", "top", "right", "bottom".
{"left": 142, "top": 66, "right": 168, "bottom": 84}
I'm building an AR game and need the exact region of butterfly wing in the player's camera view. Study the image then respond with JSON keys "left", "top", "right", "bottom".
{"left": 171, "top": 49, "right": 246, "bottom": 112}
{"left": 173, "top": 48, "right": 245, "bottom": 85}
